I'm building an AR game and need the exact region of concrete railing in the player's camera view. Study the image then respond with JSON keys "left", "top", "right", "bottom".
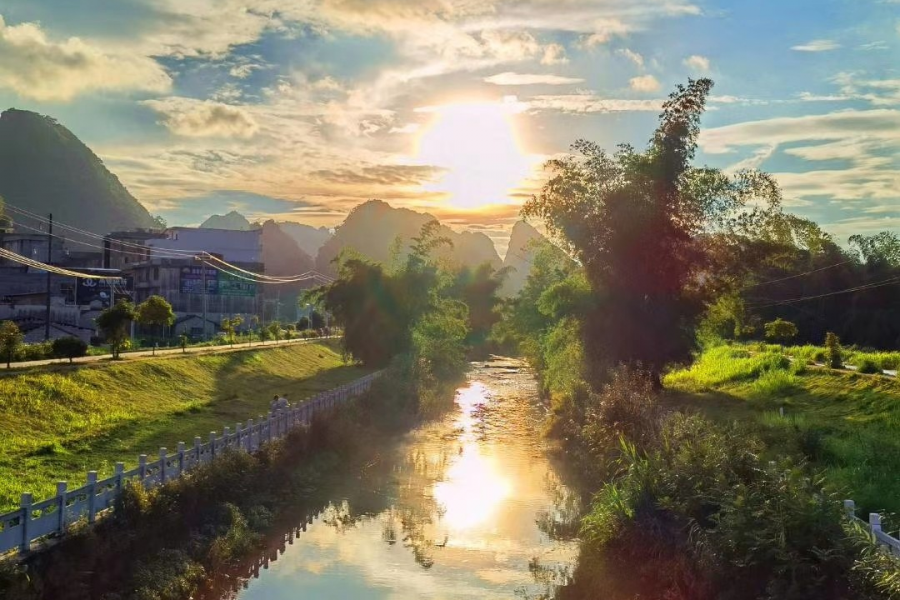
{"left": 0, "top": 371, "right": 381, "bottom": 556}
{"left": 845, "top": 499, "right": 900, "bottom": 556}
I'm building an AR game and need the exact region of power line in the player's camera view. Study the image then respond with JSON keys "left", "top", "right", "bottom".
{"left": 741, "top": 260, "right": 854, "bottom": 290}
{"left": 4, "top": 205, "right": 334, "bottom": 283}
{"left": 0, "top": 247, "right": 125, "bottom": 280}
{"left": 748, "top": 275, "right": 900, "bottom": 309}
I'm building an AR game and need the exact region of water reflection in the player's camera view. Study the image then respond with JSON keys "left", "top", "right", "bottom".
{"left": 231, "top": 360, "right": 579, "bottom": 600}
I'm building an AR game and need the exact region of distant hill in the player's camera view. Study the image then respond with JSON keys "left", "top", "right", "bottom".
{"left": 278, "top": 222, "right": 332, "bottom": 257}
{"left": 501, "top": 221, "right": 546, "bottom": 296}
{"left": 0, "top": 108, "right": 155, "bottom": 236}
{"left": 200, "top": 211, "right": 253, "bottom": 231}
{"left": 315, "top": 200, "right": 501, "bottom": 274}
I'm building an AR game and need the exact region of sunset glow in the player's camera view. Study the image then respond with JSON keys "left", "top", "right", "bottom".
{"left": 416, "top": 102, "right": 534, "bottom": 211}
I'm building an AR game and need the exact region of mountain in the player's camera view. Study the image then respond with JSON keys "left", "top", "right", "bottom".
{"left": 501, "top": 221, "right": 547, "bottom": 296}
{"left": 278, "top": 222, "right": 333, "bottom": 257}
{"left": 0, "top": 108, "right": 155, "bottom": 235}
{"left": 200, "top": 211, "right": 253, "bottom": 231}
{"left": 315, "top": 200, "right": 501, "bottom": 274}
{"left": 260, "top": 219, "right": 315, "bottom": 277}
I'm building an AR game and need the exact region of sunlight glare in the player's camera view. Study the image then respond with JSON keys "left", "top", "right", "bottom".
{"left": 432, "top": 383, "right": 512, "bottom": 531}
{"left": 416, "top": 101, "right": 533, "bottom": 210}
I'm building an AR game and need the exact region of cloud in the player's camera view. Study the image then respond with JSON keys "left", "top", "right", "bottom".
{"left": 484, "top": 72, "right": 584, "bottom": 86}
{"left": 310, "top": 164, "right": 446, "bottom": 186}
{"left": 791, "top": 39, "right": 841, "bottom": 52}
{"left": 700, "top": 110, "right": 900, "bottom": 206}
{"left": 527, "top": 93, "right": 662, "bottom": 113}
{"left": 143, "top": 98, "right": 260, "bottom": 138}
{"left": 616, "top": 48, "right": 644, "bottom": 67}
{"left": 540, "top": 43, "right": 568, "bottom": 65}
{"left": 683, "top": 54, "right": 710, "bottom": 72}
{"left": 0, "top": 15, "right": 170, "bottom": 101}
{"left": 578, "top": 19, "right": 632, "bottom": 48}
{"left": 629, "top": 74, "right": 661, "bottom": 92}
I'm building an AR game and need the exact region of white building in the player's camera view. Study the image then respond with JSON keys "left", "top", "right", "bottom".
{"left": 146, "top": 227, "right": 262, "bottom": 263}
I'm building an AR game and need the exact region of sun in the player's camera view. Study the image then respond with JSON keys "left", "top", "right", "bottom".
{"left": 415, "top": 101, "right": 534, "bottom": 211}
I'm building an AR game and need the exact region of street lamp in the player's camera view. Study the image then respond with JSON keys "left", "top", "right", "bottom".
{"left": 305, "top": 303, "right": 312, "bottom": 331}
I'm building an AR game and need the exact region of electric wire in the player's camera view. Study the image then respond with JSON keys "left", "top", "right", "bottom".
{"left": 748, "top": 275, "right": 900, "bottom": 309}
{"left": 4, "top": 205, "right": 335, "bottom": 284}
{"left": 0, "top": 247, "right": 125, "bottom": 280}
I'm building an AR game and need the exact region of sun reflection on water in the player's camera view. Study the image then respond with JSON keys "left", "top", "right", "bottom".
{"left": 433, "top": 383, "right": 512, "bottom": 532}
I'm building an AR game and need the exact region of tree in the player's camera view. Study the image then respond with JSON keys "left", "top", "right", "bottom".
{"left": 523, "top": 78, "right": 781, "bottom": 384}
{"left": 135, "top": 295, "right": 175, "bottom": 340}
{"left": 447, "top": 263, "right": 507, "bottom": 349}
{"left": 297, "top": 310, "right": 325, "bottom": 330}
{"left": 52, "top": 336, "right": 88, "bottom": 363}
{"left": 220, "top": 315, "right": 243, "bottom": 347}
{"left": 96, "top": 300, "right": 136, "bottom": 359}
{"left": 0, "top": 320, "right": 23, "bottom": 368}
{"left": 266, "top": 321, "right": 281, "bottom": 341}
{"left": 849, "top": 231, "right": 900, "bottom": 268}
{"left": 764, "top": 318, "right": 798, "bottom": 345}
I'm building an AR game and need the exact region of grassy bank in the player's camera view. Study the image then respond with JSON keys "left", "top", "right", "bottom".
{"left": 0, "top": 357, "right": 453, "bottom": 600}
{"left": 0, "top": 340, "right": 372, "bottom": 511}
{"left": 664, "top": 344, "right": 900, "bottom": 515}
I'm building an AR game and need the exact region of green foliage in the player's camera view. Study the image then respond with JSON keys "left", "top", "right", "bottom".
{"left": 320, "top": 221, "right": 472, "bottom": 369}
{"left": 51, "top": 336, "right": 88, "bottom": 363}
{"left": 523, "top": 78, "right": 783, "bottom": 382}
{"left": 220, "top": 315, "right": 243, "bottom": 346}
{"left": 765, "top": 318, "right": 799, "bottom": 344}
{"left": 0, "top": 320, "right": 23, "bottom": 367}
{"left": 96, "top": 300, "right": 136, "bottom": 359}
{"left": 855, "top": 357, "right": 882, "bottom": 374}
{"left": 663, "top": 345, "right": 790, "bottom": 391}
{"left": 825, "top": 332, "right": 843, "bottom": 369}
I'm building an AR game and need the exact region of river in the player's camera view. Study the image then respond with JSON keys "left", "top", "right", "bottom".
{"left": 227, "top": 358, "right": 581, "bottom": 599}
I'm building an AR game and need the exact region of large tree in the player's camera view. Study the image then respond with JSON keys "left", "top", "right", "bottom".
{"left": 135, "top": 295, "right": 175, "bottom": 340}
{"left": 0, "top": 320, "right": 23, "bottom": 368}
{"left": 524, "top": 79, "right": 781, "bottom": 383}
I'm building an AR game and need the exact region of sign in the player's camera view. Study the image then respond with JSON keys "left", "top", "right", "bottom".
{"left": 76, "top": 275, "right": 132, "bottom": 307}
{"left": 179, "top": 266, "right": 256, "bottom": 297}
{"left": 179, "top": 266, "right": 218, "bottom": 295}
{"left": 218, "top": 271, "right": 256, "bottom": 297}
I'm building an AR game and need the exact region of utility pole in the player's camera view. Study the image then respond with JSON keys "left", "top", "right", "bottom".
{"left": 195, "top": 253, "right": 208, "bottom": 341}
{"left": 44, "top": 213, "right": 52, "bottom": 341}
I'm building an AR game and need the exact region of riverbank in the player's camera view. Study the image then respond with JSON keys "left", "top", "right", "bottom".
{"left": 0, "top": 340, "right": 373, "bottom": 511}
{"left": 0, "top": 360, "right": 433, "bottom": 600}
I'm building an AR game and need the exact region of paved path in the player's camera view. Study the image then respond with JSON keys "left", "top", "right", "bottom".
{"left": 4, "top": 337, "right": 337, "bottom": 370}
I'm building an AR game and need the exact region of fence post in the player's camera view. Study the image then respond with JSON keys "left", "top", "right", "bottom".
{"left": 86, "top": 471, "right": 98, "bottom": 523}
{"left": 194, "top": 437, "right": 202, "bottom": 468}
{"left": 223, "top": 427, "right": 231, "bottom": 450}
{"left": 209, "top": 432, "right": 217, "bottom": 460}
{"left": 236, "top": 423, "right": 243, "bottom": 451}
{"left": 843, "top": 499, "right": 856, "bottom": 518}
{"left": 55, "top": 481, "right": 67, "bottom": 533}
{"left": 246, "top": 419, "right": 254, "bottom": 451}
{"left": 114, "top": 462, "right": 125, "bottom": 497}
{"left": 158, "top": 448, "right": 168, "bottom": 484}
{"left": 19, "top": 493, "right": 32, "bottom": 555}
{"left": 870, "top": 513, "right": 883, "bottom": 533}
{"left": 177, "top": 442, "right": 186, "bottom": 477}
{"left": 138, "top": 454, "right": 148, "bottom": 483}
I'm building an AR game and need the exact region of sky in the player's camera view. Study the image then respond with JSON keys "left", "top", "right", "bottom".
{"left": 0, "top": 0, "right": 897, "bottom": 251}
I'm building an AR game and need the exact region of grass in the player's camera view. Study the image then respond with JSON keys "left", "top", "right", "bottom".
{"left": 665, "top": 344, "right": 900, "bottom": 516}
{"left": 0, "top": 340, "right": 372, "bottom": 512}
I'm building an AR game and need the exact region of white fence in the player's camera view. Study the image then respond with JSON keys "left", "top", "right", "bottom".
{"left": 0, "top": 371, "right": 381, "bottom": 556}
{"left": 844, "top": 499, "right": 900, "bottom": 555}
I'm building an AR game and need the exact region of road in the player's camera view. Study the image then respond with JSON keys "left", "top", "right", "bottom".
{"left": 4, "top": 336, "right": 338, "bottom": 370}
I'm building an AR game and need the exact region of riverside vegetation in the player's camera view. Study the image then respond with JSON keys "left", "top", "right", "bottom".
{"left": 494, "top": 78, "right": 900, "bottom": 599}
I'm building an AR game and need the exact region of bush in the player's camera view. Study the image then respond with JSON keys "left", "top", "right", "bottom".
{"left": 825, "top": 332, "right": 843, "bottom": 369}
{"left": 855, "top": 357, "right": 882, "bottom": 375}
{"left": 17, "top": 341, "right": 52, "bottom": 362}
{"left": 51, "top": 336, "right": 88, "bottom": 363}
{"left": 764, "top": 318, "right": 799, "bottom": 345}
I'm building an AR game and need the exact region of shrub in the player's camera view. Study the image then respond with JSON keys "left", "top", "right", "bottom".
{"left": 17, "top": 341, "right": 52, "bottom": 362}
{"left": 764, "top": 318, "right": 799, "bottom": 345}
{"left": 855, "top": 357, "right": 881, "bottom": 375}
{"left": 825, "top": 332, "right": 843, "bottom": 369}
{"left": 51, "top": 336, "right": 88, "bottom": 363}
